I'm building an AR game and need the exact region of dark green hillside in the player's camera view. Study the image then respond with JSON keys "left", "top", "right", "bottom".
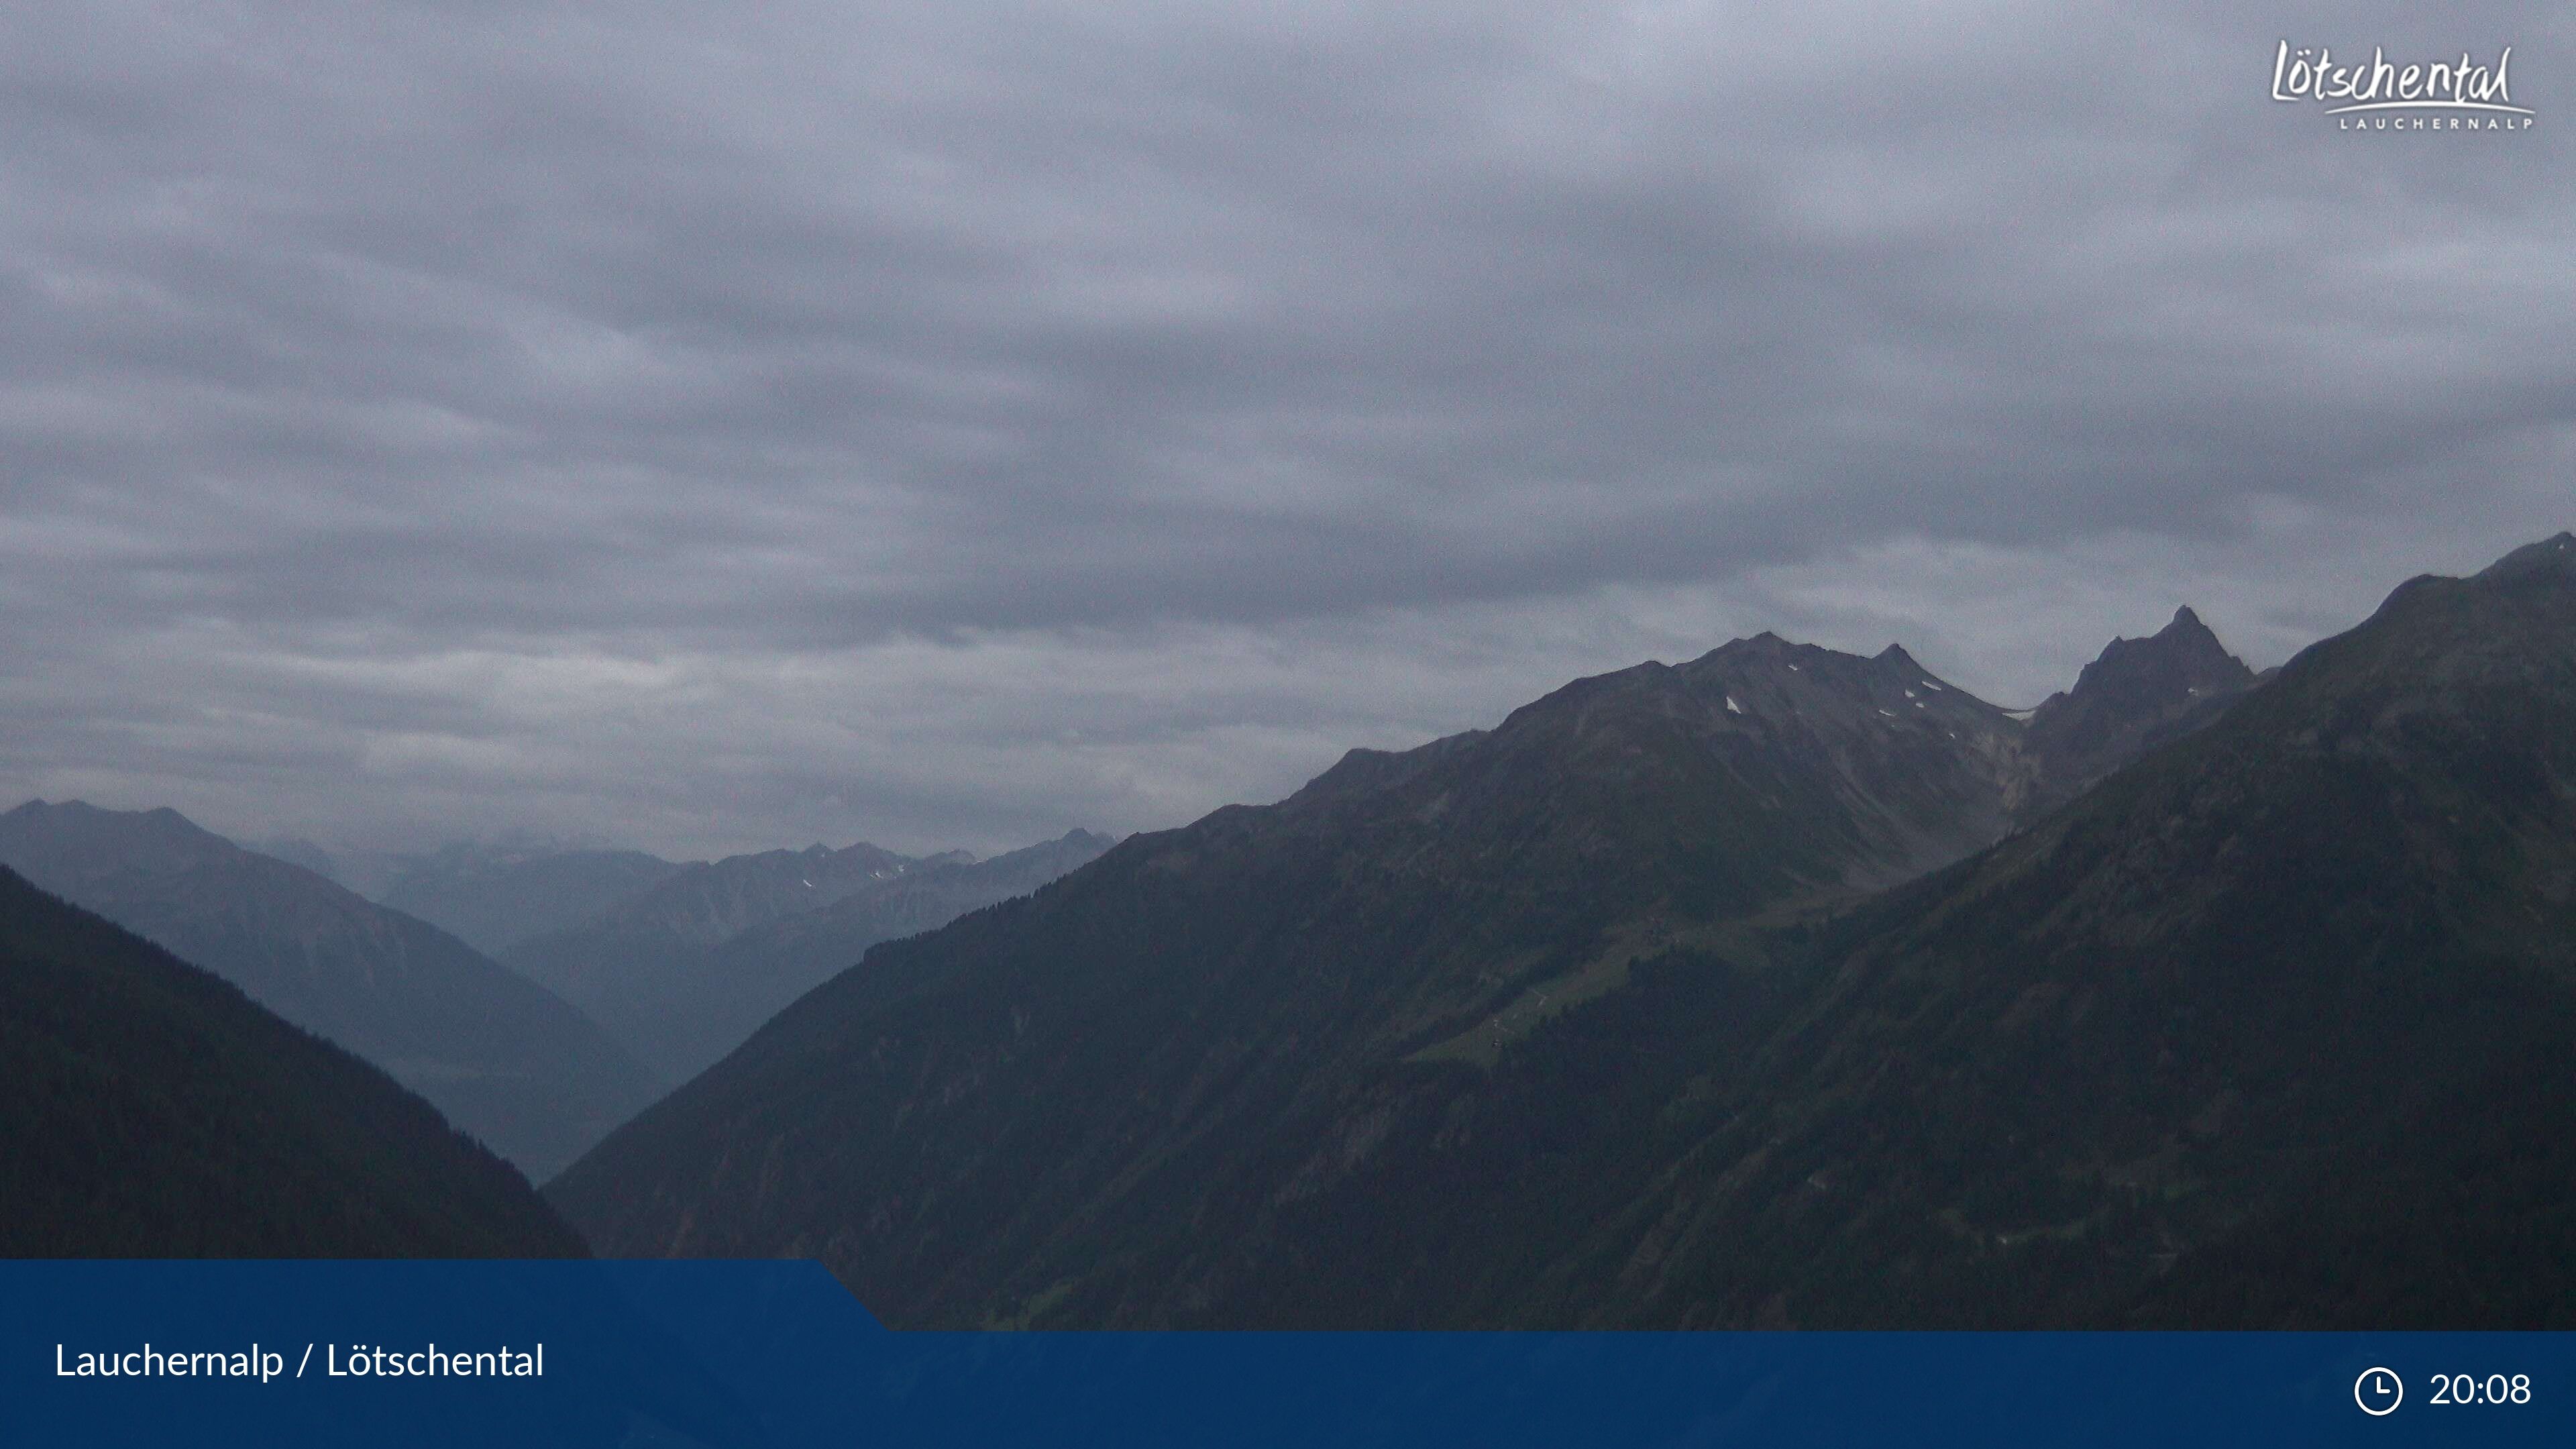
{"left": 0, "top": 867, "right": 583, "bottom": 1258}
{"left": 1536, "top": 533, "right": 2576, "bottom": 1326}
{"left": 549, "top": 635, "right": 2042, "bottom": 1320}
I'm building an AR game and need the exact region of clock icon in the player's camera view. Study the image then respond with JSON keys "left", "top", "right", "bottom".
{"left": 2356, "top": 1367, "right": 2404, "bottom": 1416}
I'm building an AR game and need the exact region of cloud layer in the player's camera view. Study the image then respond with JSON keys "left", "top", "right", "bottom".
{"left": 3, "top": 1, "right": 2569, "bottom": 857}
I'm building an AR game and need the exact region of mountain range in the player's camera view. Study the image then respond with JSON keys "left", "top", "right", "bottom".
{"left": 552, "top": 543, "right": 2448, "bottom": 1326}
{"left": 0, "top": 803, "right": 661, "bottom": 1181}
{"left": 0, "top": 795, "right": 1114, "bottom": 1187}
{"left": 18, "top": 532, "right": 2569, "bottom": 1320}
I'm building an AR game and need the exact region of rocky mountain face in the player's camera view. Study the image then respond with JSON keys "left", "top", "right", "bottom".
{"left": 504, "top": 833, "right": 1112, "bottom": 1083}
{"left": 2021, "top": 605, "right": 2258, "bottom": 816}
{"left": 0, "top": 865, "right": 584, "bottom": 1256}
{"left": 0, "top": 802, "right": 662, "bottom": 1181}
{"left": 553, "top": 536, "right": 2576, "bottom": 1328}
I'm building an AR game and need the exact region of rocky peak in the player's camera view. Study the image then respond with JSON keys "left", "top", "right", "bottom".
{"left": 2022, "top": 604, "right": 2257, "bottom": 815}
{"left": 2065, "top": 607, "right": 2251, "bottom": 701}
{"left": 2473, "top": 531, "right": 2576, "bottom": 586}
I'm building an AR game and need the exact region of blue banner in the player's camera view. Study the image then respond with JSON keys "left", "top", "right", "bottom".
{"left": 2, "top": 1261, "right": 2565, "bottom": 1446}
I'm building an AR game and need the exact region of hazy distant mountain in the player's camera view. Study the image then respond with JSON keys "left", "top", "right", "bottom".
{"left": 554, "top": 536, "right": 2576, "bottom": 1328}
{"left": 2021, "top": 604, "right": 2257, "bottom": 816}
{"left": 502, "top": 841, "right": 930, "bottom": 1022}
{"left": 508, "top": 833, "right": 1113, "bottom": 1081}
{"left": 0, "top": 865, "right": 582, "bottom": 1257}
{"left": 0, "top": 803, "right": 662, "bottom": 1181}
{"left": 250, "top": 838, "right": 413, "bottom": 899}
{"left": 719, "top": 831, "right": 1118, "bottom": 981}
{"left": 631, "top": 831, "right": 1118, "bottom": 1081}
{"left": 254, "top": 836, "right": 692, "bottom": 953}
{"left": 253, "top": 835, "right": 343, "bottom": 881}
{"left": 379, "top": 843, "right": 687, "bottom": 958}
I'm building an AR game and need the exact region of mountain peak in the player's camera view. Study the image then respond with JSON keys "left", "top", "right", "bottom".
{"left": 2473, "top": 531, "right": 2576, "bottom": 585}
{"left": 1698, "top": 632, "right": 1788, "bottom": 666}
{"left": 4, "top": 798, "right": 230, "bottom": 860}
{"left": 2083, "top": 606, "right": 2247, "bottom": 682}
{"left": 2166, "top": 602, "right": 2225, "bottom": 634}
{"left": 2021, "top": 607, "right": 2258, "bottom": 816}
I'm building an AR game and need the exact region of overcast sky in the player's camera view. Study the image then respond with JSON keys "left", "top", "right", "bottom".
{"left": 3, "top": 1, "right": 2569, "bottom": 861}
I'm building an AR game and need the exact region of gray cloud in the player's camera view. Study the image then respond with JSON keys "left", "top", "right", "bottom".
{"left": 1, "top": 1, "right": 2569, "bottom": 858}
